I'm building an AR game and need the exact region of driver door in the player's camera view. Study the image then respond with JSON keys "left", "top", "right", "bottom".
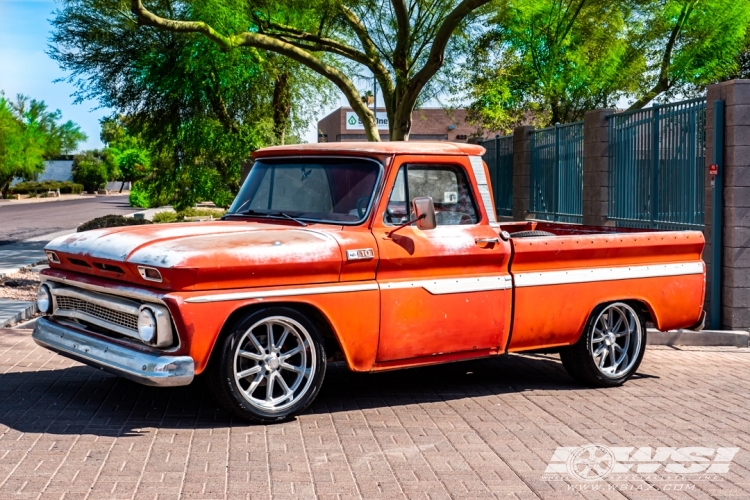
{"left": 372, "top": 155, "right": 512, "bottom": 363}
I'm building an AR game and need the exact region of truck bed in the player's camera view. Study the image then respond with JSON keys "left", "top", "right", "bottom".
{"left": 498, "top": 221, "right": 706, "bottom": 352}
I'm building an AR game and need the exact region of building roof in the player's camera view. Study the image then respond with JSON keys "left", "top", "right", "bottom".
{"left": 253, "top": 141, "right": 486, "bottom": 158}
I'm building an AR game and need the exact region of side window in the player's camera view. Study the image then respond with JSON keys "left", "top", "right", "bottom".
{"left": 384, "top": 165, "right": 479, "bottom": 226}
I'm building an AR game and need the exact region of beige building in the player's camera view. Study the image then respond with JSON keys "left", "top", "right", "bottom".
{"left": 317, "top": 107, "right": 485, "bottom": 143}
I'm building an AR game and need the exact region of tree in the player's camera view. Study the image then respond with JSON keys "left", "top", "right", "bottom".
{"left": 50, "top": 0, "right": 333, "bottom": 208}
{"left": 129, "top": 0, "right": 495, "bottom": 141}
{"left": 72, "top": 151, "right": 114, "bottom": 192}
{"left": 100, "top": 115, "right": 150, "bottom": 192}
{"left": 627, "top": 0, "right": 750, "bottom": 110}
{"left": 0, "top": 94, "right": 86, "bottom": 198}
{"left": 463, "top": 0, "right": 644, "bottom": 131}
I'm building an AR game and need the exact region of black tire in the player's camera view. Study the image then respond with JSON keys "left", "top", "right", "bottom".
{"left": 209, "top": 306, "right": 327, "bottom": 423}
{"left": 560, "top": 302, "right": 647, "bottom": 387}
{"left": 510, "top": 230, "right": 555, "bottom": 238}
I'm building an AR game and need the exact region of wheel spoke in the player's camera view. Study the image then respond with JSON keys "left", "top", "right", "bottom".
{"left": 275, "top": 373, "right": 294, "bottom": 401}
{"left": 611, "top": 315, "right": 624, "bottom": 334}
{"left": 280, "top": 345, "right": 302, "bottom": 361}
{"left": 609, "top": 345, "right": 617, "bottom": 365}
{"left": 238, "top": 350, "right": 264, "bottom": 361}
{"left": 265, "top": 371, "right": 276, "bottom": 402}
{"left": 245, "top": 372, "right": 264, "bottom": 395}
{"left": 594, "top": 344, "right": 607, "bottom": 356}
{"left": 280, "top": 362, "right": 304, "bottom": 374}
{"left": 275, "top": 328, "right": 290, "bottom": 351}
{"left": 598, "top": 348, "right": 609, "bottom": 368}
{"left": 607, "top": 311, "right": 614, "bottom": 330}
{"left": 247, "top": 332, "right": 264, "bottom": 353}
{"left": 237, "top": 365, "right": 261, "bottom": 379}
{"left": 266, "top": 323, "right": 274, "bottom": 351}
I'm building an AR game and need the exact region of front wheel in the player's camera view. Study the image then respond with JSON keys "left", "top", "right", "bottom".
{"left": 209, "top": 307, "right": 326, "bottom": 423}
{"left": 560, "top": 302, "right": 646, "bottom": 387}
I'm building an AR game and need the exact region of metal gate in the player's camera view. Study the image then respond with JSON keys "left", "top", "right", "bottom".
{"left": 480, "top": 135, "right": 513, "bottom": 217}
{"left": 530, "top": 122, "right": 584, "bottom": 223}
{"left": 607, "top": 98, "right": 706, "bottom": 229}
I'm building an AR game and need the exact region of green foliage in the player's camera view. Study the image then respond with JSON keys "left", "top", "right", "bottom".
{"left": 629, "top": 0, "right": 750, "bottom": 107}
{"left": 463, "top": 0, "right": 644, "bottom": 131}
{"left": 77, "top": 214, "right": 153, "bottom": 232}
{"left": 151, "top": 211, "right": 178, "bottom": 223}
{"left": 72, "top": 151, "right": 114, "bottom": 192}
{"left": 128, "top": 182, "right": 151, "bottom": 208}
{"left": 152, "top": 208, "right": 226, "bottom": 223}
{"left": 49, "top": 0, "right": 335, "bottom": 209}
{"left": 0, "top": 93, "right": 86, "bottom": 198}
{"left": 10, "top": 181, "right": 84, "bottom": 195}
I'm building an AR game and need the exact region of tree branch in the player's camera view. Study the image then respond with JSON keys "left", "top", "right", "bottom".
{"left": 130, "top": 0, "right": 381, "bottom": 140}
{"left": 627, "top": 0, "right": 696, "bottom": 110}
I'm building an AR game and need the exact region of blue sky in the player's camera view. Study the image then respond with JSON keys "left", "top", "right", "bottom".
{"left": 0, "top": 0, "right": 110, "bottom": 150}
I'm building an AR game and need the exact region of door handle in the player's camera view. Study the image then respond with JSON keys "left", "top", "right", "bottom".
{"left": 475, "top": 237, "right": 500, "bottom": 248}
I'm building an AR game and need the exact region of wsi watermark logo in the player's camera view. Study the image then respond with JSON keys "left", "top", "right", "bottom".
{"left": 542, "top": 444, "right": 739, "bottom": 488}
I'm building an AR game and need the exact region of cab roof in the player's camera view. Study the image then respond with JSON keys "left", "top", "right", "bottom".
{"left": 253, "top": 141, "right": 486, "bottom": 158}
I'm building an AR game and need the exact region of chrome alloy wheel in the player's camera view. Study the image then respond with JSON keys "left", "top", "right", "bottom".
{"left": 232, "top": 316, "right": 316, "bottom": 412}
{"left": 590, "top": 303, "right": 642, "bottom": 378}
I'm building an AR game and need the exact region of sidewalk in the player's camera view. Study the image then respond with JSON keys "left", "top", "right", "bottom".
{"left": 0, "top": 229, "right": 74, "bottom": 278}
{"left": 0, "top": 193, "right": 96, "bottom": 207}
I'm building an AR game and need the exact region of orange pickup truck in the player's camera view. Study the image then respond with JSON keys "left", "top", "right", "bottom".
{"left": 33, "top": 142, "right": 706, "bottom": 423}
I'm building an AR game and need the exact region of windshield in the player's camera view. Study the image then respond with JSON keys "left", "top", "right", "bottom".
{"left": 227, "top": 157, "right": 381, "bottom": 224}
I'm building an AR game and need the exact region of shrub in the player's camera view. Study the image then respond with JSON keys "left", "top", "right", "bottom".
{"left": 11, "top": 181, "right": 84, "bottom": 195}
{"left": 129, "top": 182, "right": 150, "bottom": 208}
{"left": 77, "top": 215, "right": 153, "bottom": 232}
{"left": 72, "top": 152, "right": 109, "bottom": 192}
{"left": 152, "top": 211, "right": 178, "bottom": 223}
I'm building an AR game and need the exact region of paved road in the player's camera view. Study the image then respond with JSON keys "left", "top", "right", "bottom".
{"left": 0, "top": 195, "right": 137, "bottom": 244}
{"left": 0, "top": 330, "right": 748, "bottom": 499}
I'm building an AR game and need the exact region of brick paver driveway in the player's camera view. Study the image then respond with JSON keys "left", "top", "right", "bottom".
{"left": 1, "top": 328, "right": 749, "bottom": 500}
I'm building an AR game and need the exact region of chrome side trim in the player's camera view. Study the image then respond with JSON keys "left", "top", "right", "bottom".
{"left": 381, "top": 275, "right": 512, "bottom": 294}
{"left": 513, "top": 262, "right": 704, "bottom": 288}
{"left": 184, "top": 282, "right": 380, "bottom": 303}
{"left": 32, "top": 318, "right": 194, "bottom": 387}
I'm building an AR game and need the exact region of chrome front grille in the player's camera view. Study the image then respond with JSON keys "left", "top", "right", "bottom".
{"left": 56, "top": 296, "right": 139, "bottom": 332}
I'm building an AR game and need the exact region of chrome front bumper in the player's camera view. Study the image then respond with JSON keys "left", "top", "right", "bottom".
{"left": 32, "top": 317, "right": 194, "bottom": 387}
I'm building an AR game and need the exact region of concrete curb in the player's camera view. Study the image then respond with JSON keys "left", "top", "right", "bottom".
{"left": 125, "top": 206, "right": 174, "bottom": 221}
{"left": 0, "top": 300, "right": 37, "bottom": 329}
{"left": 647, "top": 328, "right": 749, "bottom": 347}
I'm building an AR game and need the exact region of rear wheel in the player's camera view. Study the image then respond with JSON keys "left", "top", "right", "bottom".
{"left": 560, "top": 302, "right": 646, "bottom": 387}
{"left": 209, "top": 307, "right": 326, "bottom": 423}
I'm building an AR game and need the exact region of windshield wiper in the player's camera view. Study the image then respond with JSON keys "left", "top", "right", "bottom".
{"left": 229, "top": 209, "right": 307, "bottom": 227}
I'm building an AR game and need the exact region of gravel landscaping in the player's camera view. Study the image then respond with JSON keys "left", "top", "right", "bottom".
{"left": 0, "top": 268, "right": 40, "bottom": 301}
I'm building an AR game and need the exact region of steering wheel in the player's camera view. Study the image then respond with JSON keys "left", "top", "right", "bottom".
{"left": 356, "top": 197, "right": 370, "bottom": 218}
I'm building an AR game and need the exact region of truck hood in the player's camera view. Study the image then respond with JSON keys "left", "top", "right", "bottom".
{"left": 46, "top": 222, "right": 343, "bottom": 289}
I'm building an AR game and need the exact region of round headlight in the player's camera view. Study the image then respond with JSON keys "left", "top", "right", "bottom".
{"left": 36, "top": 284, "right": 52, "bottom": 314}
{"left": 137, "top": 308, "right": 157, "bottom": 344}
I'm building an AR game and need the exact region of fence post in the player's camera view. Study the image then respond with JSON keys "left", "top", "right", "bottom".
{"left": 710, "top": 101, "right": 724, "bottom": 330}
{"left": 582, "top": 108, "right": 615, "bottom": 226}
{"left": 650, "top": 104, "right": 660, "bottom": 227}
{"left": 704, "top": 80, "right": 750, "bottom": 330}
{"left": 513, "top": 126, "right": 534, "bottom": 221}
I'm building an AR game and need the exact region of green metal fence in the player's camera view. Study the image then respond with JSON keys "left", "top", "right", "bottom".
{"left": 480, "top": 135, "right": 514, "bottom": 217}
{"left": 608, "top": 98, "right": 706, "bottom": 229}
{"left": 530, "top": 122, "right": 584, "bottom": 223}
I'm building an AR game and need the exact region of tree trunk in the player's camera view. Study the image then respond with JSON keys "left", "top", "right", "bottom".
{"left": 119, "top": 180, "right": 126, "bottom": 193}
{"left": 272, "top": 72, "right": 292, "bottom": 145}
{"left": 390, "top": 96, "right": 415, "bottom": 141}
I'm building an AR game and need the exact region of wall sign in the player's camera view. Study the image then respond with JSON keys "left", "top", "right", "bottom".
{"left": 345, "top": 111, "right": 389, "bottom": 130}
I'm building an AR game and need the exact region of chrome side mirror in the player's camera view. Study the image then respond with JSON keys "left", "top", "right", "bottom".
{"left": 412, "top": 197, "right": 436, "bottom": 230}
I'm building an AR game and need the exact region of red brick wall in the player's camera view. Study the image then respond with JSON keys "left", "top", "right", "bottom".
{"left": 317, "top": 107, "right": 497, "bottom": 142}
